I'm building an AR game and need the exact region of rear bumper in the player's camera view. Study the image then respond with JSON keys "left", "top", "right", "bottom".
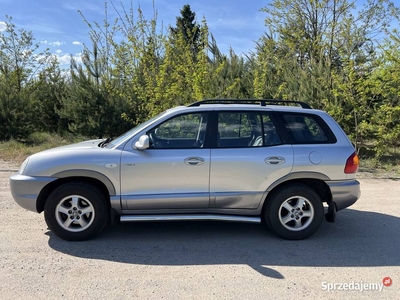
{"left": 9, "top": 174, "right": 57, "bottom": 212}
{"left": 327, "top": 180, "right": 361, "bottom": 211}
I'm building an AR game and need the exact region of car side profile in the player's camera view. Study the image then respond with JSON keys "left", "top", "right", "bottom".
{"left": 10, "top": 99, "right": 360, "bottom": 241}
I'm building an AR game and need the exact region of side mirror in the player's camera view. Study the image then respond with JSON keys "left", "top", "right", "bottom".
{"left": 134, "top": 135, "right": 150, "bottom": 150}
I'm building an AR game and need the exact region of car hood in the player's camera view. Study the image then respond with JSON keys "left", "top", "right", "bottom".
{"left": 22, "top": 139, "right": 120, "bottom": 176}
{"left": 40, "top": 139, "right": 104, "bottom": 153}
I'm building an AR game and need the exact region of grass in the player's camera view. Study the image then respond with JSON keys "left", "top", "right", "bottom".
{"left": 357, "top": 144, "right": 400, "bottom": 179}
{"left": 358, "top": 157, "right": 400, "bottom": 179}
{"left": 0, "top": 132, "right": 87, "bottom": 166}
{"left": 1, "top": 132, "right": 399, "bottom": 178}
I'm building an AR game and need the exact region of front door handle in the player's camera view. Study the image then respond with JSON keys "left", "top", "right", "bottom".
{"left": 184, "top": 157, "right": 205, "bottom": 166}
{"left": 265, "top": 156, "right": 285, "bottom": 165}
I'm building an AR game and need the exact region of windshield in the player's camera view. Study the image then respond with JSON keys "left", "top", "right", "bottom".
{"left": 105, "top": 111, "right": 167, "bottom": 148}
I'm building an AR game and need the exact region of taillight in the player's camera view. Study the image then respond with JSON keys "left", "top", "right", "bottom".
{"left": 344, "top": 152, "right": 359, "bottom": 174}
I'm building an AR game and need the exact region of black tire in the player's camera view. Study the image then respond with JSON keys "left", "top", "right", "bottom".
{"left": 44, "top": 182, "right": 109, "bottom": 241}
{"left": 264, "top": 184, "right": 323, "bottom": 240}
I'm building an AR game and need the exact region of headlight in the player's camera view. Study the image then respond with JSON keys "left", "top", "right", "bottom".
{"left": 19, "top": 157, "right": 29, "bottom": 174}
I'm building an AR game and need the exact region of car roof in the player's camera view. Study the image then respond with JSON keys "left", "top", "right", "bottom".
{"left": 171, "top": 104, "right": 324, "bottom": 115}
{"left": 171, "top": 99, "right": 327, "bottom": 115}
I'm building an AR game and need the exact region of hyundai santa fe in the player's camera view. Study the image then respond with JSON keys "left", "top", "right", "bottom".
{"left": 10, "top": 99, "right": 360, "bottom": 241}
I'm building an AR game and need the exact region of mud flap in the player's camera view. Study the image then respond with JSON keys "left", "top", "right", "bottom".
{"left": 325, "top": 201, "right": 337, "bottom": 223}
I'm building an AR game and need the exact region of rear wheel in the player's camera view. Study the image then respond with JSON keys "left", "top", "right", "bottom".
{"left": 44, "top": 182, "right": 109, "bottom": 241}
{"left": 264, "top": 184, "right": 323, "bottom": 240}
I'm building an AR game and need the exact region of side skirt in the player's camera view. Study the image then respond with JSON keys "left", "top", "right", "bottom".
{"left": 120, "top": 214, "right": 261, "bottom": 223}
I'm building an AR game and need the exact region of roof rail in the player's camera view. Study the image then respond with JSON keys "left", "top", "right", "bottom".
{"left": 188, "top": 99, "right": 312, "bottom": 109}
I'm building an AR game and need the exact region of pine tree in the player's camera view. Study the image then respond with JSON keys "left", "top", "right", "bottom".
{"left": 0, "top": 16, "right": 52, "bottom": 140}
{"left": 170, "top": 5, "right": 201, "bottom": 59}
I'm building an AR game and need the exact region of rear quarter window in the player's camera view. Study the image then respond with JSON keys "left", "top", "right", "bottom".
{"left": 280, "top": 113, "right": 336, "bottom": 144}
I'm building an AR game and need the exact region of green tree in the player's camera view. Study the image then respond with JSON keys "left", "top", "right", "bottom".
{"left": 60, "top": 40, "right": 131, "bottom": 138}
{"left": 111, "top": 3, "right": 166, "bottom": 123}
{"left": 206, "top": 40, "right": 254, "bottom": 98}
{"left": 0, "top": 16, "right": 52, "bottom": 140}
{"left": 256, "top": 0, "right": 399, "bottom": 150}
{"left": 58, "top": 2, "right": 135, "bottom": 138}
{"left": 170, "top": 4, "right": 201, "bottom": 58}
{"left": 30, "top": 56, "right": 67, "bottom": 133}
{"left": 151, "top": 18, "right": 209, "bottom": 114}
{"left": 357, "top": 32, "right": 400, "bottom": 157}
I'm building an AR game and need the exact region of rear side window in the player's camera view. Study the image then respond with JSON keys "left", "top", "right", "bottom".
{"left": 281, "top": 114, "right": 336, "bottom": 144}
{"left": 217, "top": 112, "right": 282, "bottom": 148}
{"left": 262, "top": 114, "right": 281, "bottom": 146}
{"left": 218, "top": 113, "right": 252, "bottom": 138}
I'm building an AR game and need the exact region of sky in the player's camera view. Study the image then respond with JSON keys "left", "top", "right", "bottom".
{"left": 0, "top": 0, "right": 267, "bottom": 67}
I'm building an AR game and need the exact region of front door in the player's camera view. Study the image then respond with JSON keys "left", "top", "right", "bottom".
{"left": 120, "top": 112, "right": 210, "bottom": 210}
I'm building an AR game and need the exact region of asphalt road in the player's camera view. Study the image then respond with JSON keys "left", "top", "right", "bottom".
{"left": 0, "top": 161, "right": 399, "bottom": 299}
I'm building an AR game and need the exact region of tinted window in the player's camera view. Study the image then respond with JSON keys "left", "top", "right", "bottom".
{"left": 282, "top": 114, "right": 331, "bottom": 144}
{"left": 262, "top": 114, "right": 281, "bottom": 146}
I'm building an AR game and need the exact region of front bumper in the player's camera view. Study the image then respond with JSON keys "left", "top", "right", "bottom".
{"left": 327, "top": 180, "right": 361, "bottom": 211}
{"left": 10, "top": 174, "right": 57, "bottom": 212}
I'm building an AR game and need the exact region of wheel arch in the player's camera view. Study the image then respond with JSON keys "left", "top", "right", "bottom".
{"left": 261, "top": 173, "right": 332, "bottom": 212}
{"left": 36, "top": 172, "right": 114, "bottom": 213}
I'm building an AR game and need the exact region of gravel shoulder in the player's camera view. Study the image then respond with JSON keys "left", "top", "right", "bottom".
{"left": 0, "top": 160, "right": 399, "bottom": 299}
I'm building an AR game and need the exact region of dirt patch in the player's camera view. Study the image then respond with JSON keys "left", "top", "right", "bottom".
{"left": 0, "top": 160, "right": 18, "bottom": 172}
{"left": 1, "top": 159, "right": 399, "bottom": 299}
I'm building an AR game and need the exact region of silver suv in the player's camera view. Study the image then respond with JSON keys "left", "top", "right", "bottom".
{"left": 10, "top": 99, "right": 360, "bottom": 241}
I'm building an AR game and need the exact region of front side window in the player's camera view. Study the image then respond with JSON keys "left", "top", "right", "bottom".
{"left": 147, "top": 113, "right": 208, "bottom": 149}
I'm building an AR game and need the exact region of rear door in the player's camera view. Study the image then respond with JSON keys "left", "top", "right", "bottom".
{"left": 210, "top": 111, "right": 294, "bottom": 209}
{"left": 276, "top": 112, "right": 340, "bottom": 174}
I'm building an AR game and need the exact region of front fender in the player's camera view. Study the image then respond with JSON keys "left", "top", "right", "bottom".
{"left": 52, "top": 169, "right": 116, "bottom": 196}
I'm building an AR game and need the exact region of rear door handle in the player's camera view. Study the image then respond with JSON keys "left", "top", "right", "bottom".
{"left": 184, "top": 157, "right": 205, "bottom": 166}
{"left": 265, "top": 156, "right": 285, "bottom": 165}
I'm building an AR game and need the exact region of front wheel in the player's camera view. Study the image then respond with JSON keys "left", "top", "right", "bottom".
{"left": 44, "top": 182, "right": 109, "bottom": 241}
{"left": 264, "top": 184, "right": 324, "bottom": 240}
